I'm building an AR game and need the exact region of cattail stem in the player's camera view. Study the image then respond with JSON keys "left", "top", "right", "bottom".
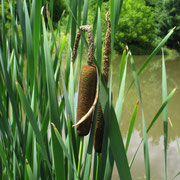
{"left": 94, "top": 11, "right": 111, "bottom": 153}
{"left": 95, "top": 153, "right": 101, "bottom": 180}
{"left": 76, "top": 137, "right": 84, "bottom": 180}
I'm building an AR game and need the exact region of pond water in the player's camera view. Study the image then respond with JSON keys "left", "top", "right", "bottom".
{"left": 111, "top": 55, "right": 180, "bottom": 180}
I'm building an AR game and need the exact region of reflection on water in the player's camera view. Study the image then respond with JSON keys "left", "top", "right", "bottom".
{"left": 112, "top": 55, "right": 180, "bottom": 179}
{"left": 126, "top": 130, "right": 180, "bottom": 180}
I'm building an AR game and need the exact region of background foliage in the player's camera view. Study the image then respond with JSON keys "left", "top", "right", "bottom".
{"left": 114, "top": 0, "right": 157, "bottom": 54}
{"left": 155, "top": 0, "right": 180, "bottom": 50}
{"left": 0, "top": 0, "right": 179, "bottom": 54}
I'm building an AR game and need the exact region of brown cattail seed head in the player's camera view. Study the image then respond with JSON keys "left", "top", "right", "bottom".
{"left": 94, "top": 102, "right": 104, "bottom": 153}
{"left": 103, "top": 12, "right": 111, "bottom": 83}
{"left": 77, "top": 65, "right": 97, "bottom": 136}
{"left": 72, "top": 31, "right": 81, "bottom": 62}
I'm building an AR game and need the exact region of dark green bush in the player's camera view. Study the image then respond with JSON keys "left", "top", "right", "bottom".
{"left": 43, "top": 0, "right": 67, "bottom": 24}
{"left": 114, "top": 0, "right": 158, "bottom": 54}
{"left": 155, "top": 0, "right": 180, "bottom": 50}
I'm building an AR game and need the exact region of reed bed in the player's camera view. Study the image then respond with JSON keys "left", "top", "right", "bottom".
{"left": 0, "top": 0, "right": 178, "bottom": 179}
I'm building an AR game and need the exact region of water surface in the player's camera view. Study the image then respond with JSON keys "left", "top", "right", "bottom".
{"left": 111, "top": 55, "right": 180, "bottom": 180}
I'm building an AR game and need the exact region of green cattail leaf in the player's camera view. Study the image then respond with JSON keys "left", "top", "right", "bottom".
{"left": 46, "top": 6, "right": 58, "bottom": 53}
{"left": 79, "top": 0, "right": 89, "bottom": 67}
{"left": 82, "top": 106, "right": 98, "bottom": 180}
{"left": 67, "top": 62, "right": 76, "bottom": 179}
{"left": 61, "top": 71, "right": 73, "bottom": 121}
{"left": 125, "top": 101, "right": 139, "bottom": 152}
{"left": 49, "top": 0, "right": 54, "bottom": 18}
{"left": 96, "top": 7, "right": 102, "bottom": 69}
{"left": 93, "top": 153, "right": 97, "bottom": 180}
{"left": 173, "top": 172, "right": 180, "bottom": 180}
{"left": 65, "top": 38, "right": 71, "bottom": 88}
{"left": 1, "top": 0, "right": 7, "bottom": 62}
{"left": 70, "top": 0, "right": 77, "bottom": 49}
{"left": 114, "top": 0, "right": 123, "bottom": 32}
{"left": 24, "top": 0, "right": 34, "bottom": 84}
{"left": 102, "top": 69, "right": 114, "bottom": 180}
{"left": 98, "top": 77, "right": 132, "bottom": 180}
{"left": 65, "top": 0, "right": 78, "bottom": 26}
{"left": 51, "top": 123, "right": 75, "bottom": 172}
{"left": 16, "top": 82, "right": 51, "bottom": 170}
{"left": 26, "top": 161, "right": 35, "bottom": 180}
{"left": 42, "top": 17, "right": 65, "bottom": 179}
{"left": 17, "top": 0, "right": 26, "bottom": 47}
{"left": 82, "top": 0, "right": 88, "bottom": 25}
{"left": 118, "top": 48, "right": 126, "bottom": 90}
{"left": 162, "top": 48, "right": 168, "bottom": 180}
{"left": 33, "top": 0, "right": 42, "bottom": 77}
{"left": 31, "top": 83, "right": 38, "bottom": 179}
{"left": 92, "top": 0, "right": 103, "bottom": 36}
{"left": 115, "top": 56, "right": 127, "bottom": 123}
{"left": 130, "top": 55, "right": 150, "bottom": 180}
{"left": 110, "top": 0, "right": 115, "bottom": 49}
{"left": 176, "top": 140, "right": 180, "bottom": 158}
{"left": 68, "top": 62, "right": 75, "bottom": 122}
{"left": 55, "top": 34, "right": 66, "bottom": 83}
{"left": 109, "top": 108, "right": 132, "bottom": 180}
{"left": 77, "top": 0, "right": 82, "bottom": 25}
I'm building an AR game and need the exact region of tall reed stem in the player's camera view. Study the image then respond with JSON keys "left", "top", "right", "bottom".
{"left": 95, "top": 153, "right": 101, "bottom": 180}
{"left": 77, "top": 137, "right": 84, "bottom": 180}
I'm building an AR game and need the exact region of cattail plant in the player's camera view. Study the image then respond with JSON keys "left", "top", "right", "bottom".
{"left": 72, "top": 25, "right": 98, "bottom": 136}
{"left": 71, "top": 25, "right": 99, "bottom": 179}
{"left": 94, "top": 12, "right": 111, "bottom": 153}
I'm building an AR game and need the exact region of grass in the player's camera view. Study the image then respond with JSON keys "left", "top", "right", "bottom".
{"left": 0, "top": 0, "right": 178, "bottom": 179}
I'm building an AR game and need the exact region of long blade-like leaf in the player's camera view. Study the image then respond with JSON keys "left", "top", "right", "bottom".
{"left": 130, "top": 55, "right": 150, "bottom": 180}
{"left": 125, "top": 101, "right": 139, "bottom": 152}
{"left": 99, "top": 77, "right": 132, "bottom": 180}
{"left": 16, "top": 82, "right": 51, "bottom": 170}
{"left": 115, "top": 55, "right": 128, "bottom": 123}
{"left": 96, "top": 7, "right": 102, "bottom": 69}
{"left": 42, "top": 17, "right": 65, "bottom": 179}
{"left": 51, "top": 123, "right": 75, "bottom": 172}
{"left": 33, "top": 0, "right": 42, "bottom": 77}
{"left": 162, "top": 48, "right": 168, "bottom": 180}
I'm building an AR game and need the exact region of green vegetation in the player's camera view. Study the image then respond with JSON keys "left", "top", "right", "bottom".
{"left": 87, "top": 0, "right": 180, "bottom": 54}
{"left": 0, "top": 0, "right": 179, "bottom": 179}
{"left": 114, "top": 0, "right": 157, "bottom": 54}
{"left": 44, "top": 0, "right": 67, "bottom": 23}
{"left": 1, "top": 0, "right": 179, "bottom": 54}
{"left": 155, "top": 0, "right": 180, "bottom": 50}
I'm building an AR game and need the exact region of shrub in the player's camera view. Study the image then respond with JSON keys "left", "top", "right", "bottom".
{"left": 155, "top": 0, "right": 180, "bottom": 50}
{"left": 114, "top": 0, "right": 158, "bottom": 54}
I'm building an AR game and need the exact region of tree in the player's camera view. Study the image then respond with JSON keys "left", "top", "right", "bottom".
{"left": 155, "top": 0, "right": 180, "bottom": 50}
{"left": 114, "top": 0, "right": 158, "bottom": 54}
